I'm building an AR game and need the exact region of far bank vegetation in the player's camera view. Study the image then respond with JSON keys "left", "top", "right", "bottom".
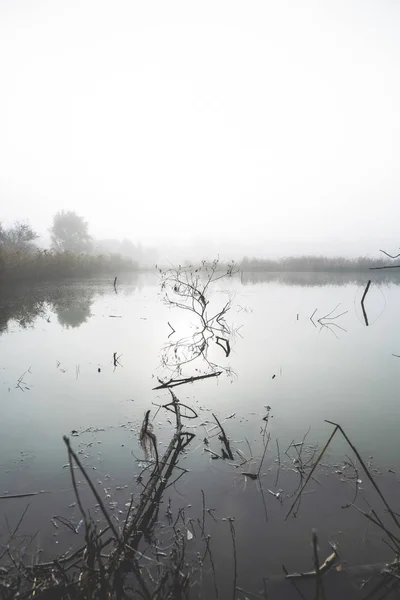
{"left": 0, "top": 212, "right": 156, "bottom": 283}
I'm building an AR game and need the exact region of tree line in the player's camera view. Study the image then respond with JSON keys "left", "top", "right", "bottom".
{"left": 1, "top": 211, "right": 156, "bottom": 262}
{"left": 240, "top": 255, "right": 393, "bottom": 272}
{"left": 0, "top": 211, "right": 154, "bottom": 282}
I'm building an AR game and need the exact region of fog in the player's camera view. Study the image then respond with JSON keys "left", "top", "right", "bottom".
{"left": 1, "top": 0, "right": 400, "bottom": 262}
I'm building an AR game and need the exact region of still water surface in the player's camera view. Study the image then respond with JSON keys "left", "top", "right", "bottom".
{"left": 1, "top": 271, "right": 400, "bottom": 595}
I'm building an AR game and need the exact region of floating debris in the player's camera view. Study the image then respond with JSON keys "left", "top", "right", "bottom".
{"left": 242, "top": 472, "right": 258, "bottom": 481}
{"left": 268, "top": 489, "right": 283, "bottom": 501}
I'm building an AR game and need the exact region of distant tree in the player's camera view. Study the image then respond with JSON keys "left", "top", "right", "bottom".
{"left": 0, "top": 221, "right": 38, "bottom": 248}
{"left": 50, "top": 211, "right": 92, "bottom": 252}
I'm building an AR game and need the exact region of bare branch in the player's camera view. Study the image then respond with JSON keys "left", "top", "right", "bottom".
{"left": 361, "top": 280, "right": 371, "bottom": 326}
{"left": 380, "top": 249, "right": 400, "bottom": 259}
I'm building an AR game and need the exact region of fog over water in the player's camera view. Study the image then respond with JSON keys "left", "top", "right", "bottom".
{"left": 1, "top": 0, "right": 400, "bottom": 262}
{"left": 2, "top": 4, "right": 400, "bottom": 597}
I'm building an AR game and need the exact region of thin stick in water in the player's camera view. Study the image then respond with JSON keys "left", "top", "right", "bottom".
{"left": 361, "top": 280, "right": 371, "bottom": 326}
{"left": 274, "top": 438, "right": 281, "bottom": 488}
{"left": 285, "top": 425, "right": 339, "bottom": 520}
{"left": 325, "top": 420, "right": 400, "bottom": 531}
{"left": 228, "top": 518, "right": 237, "bottom": 600}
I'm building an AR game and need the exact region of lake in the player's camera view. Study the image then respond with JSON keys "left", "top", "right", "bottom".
{"left": 1, "top": 270, "right": 400, "bottom": 598}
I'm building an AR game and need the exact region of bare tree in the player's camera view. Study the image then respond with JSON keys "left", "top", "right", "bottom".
{"left": 0, "top": 221, "right": 38, "bottom": 248}
{"left": 370, "top": 247, "right": 400, "bottom": 270}
{"left": 157, "top": 258, "right": 239, "bottom": 381}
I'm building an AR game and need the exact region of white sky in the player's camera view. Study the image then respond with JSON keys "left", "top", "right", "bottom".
{"left": 1, "top": 0, "right": 400, "bottom": 257}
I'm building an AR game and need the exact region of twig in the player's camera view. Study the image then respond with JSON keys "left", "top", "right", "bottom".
{"left": 0, "top": 504, "right": 30, "bottom": 561}
{"left": 370, "top": 265, "right": 400, "bottom": 270}
{"left": 236, "top": 587, "right": 264, "bottom": 599}
{"left": 113, "top": 352, "right": 122, "bottom": 369}
{"left": 139, "top": 409, "right": 159, "bottom": 468}
{"left": 285, "top": 425, "right": 339, "bottom": 520}
{"left": 213, "top": 413, "right": 234, "bottom": 460}
{"left": 282, "top": 564, "right": 308, "bottom": 600}
{"left": 228, "top": 518, "right": 237, "bottom": 600}
{"left": 274, "top": 439, "right": 281, "bottom": 488}
{"left": 0, "top": 492, "right": 49, "bottom": 500}
{"left": 312, "top": 531, "right": 325, "bottom": 600}
{"left": 380, "top": 249, "right": 400, "bottom": 259}
{"left": 258, "top": 433, "right": 271, "bottom": 478}
{"left": 216, "top": 336, "right": 231, "bottom": 357}
{"left": 325, "top": 420, "right": 400, "bottom": 531}
{"left": 63, "top": 436, "right": 121, "bottom": 542}
{"left": 310, "top": 309, "right": 318, "bottom": 327}
{"left": 201, "top": 490, "right": 206, "bottom": 534}
{"left": 285, "top": 543, "right": 338, "bottom": 581}
{"left": 153, "top": 371, "right": 222, "bottom": 389}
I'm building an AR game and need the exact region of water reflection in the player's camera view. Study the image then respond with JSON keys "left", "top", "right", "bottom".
{"left": 52, "top": 292, "right": 93, "bottom": 328}
{"left": 0, "top": 291, "right": 47, "bottom": 333}
{"left": 0, "top": 278, "right": 139, "bottom": 334}
{"left": 241, "top": 269, "right": 400, "bottom": 286}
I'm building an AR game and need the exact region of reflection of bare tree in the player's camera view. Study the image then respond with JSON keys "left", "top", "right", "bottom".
{"left": 157, "top": 259, "right": 239, "bottom": 381}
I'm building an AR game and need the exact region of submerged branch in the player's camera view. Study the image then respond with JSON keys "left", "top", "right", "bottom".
{"left": 153, "top": 371, "right": 222, "bottom": 389}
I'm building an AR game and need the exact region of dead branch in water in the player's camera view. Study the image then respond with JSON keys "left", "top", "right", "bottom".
{"left": 213, "top": 413, "right": 234, "bottom": 460}
{"left": 286, "top": 420, "right": 400, "bottom": 538}
{"left": 113, "top": 351, "right": 122, "bottom": 369}
{"left": 3, "top": 390, "right": 198, "bottom": 598}
{"left": 216, "top": 336, "right": 231, "bottom": 357}
{"left": 63, "top": 436, "right": 121, "bottom": 542}
{"left": 274, "top": 439, "right": 281, "bottom": 488}
{"left": 310, "top": 308, "right": 318, "bottom": 327}
{"left": 229, "top": 518, "right": 237, "bottom": 600}
{"left": 124, "top": 395, "right": 195, "bottom": 551}
{"left": 361, "top": 279, "right": 371, "bottom": 326}
{"left": 153, "top": 371, "right": 222, "bottom": 389}
{"left": 370, "top": 264, "right": 400, "bottom": 270}
{"left": 158, "top": 259, "right": 239, "bottom": 379}
{"left": 285, "top": 536, "right": 339, "bottom": 584}
{"left": 139, "top": 409, "right": 159, "bottom": 468}
{"left": 167, "top": 321, "right": 175, "bottom": 338}
{"left": 309, "top": 305, "right": 348, "bottom": 337}
{"left": 285, "top": 425, "right": 339, "bottom": 520}
{"left": 312, "top": 531, "right": 325, "bottom": 599}
{"left": 0, "top": 491, "right": 50, "bottom": 500}
{"left": 324, "top": 420, "right": 400, "bottom": 531}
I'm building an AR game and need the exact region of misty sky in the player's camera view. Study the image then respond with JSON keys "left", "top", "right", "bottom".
{"left": 1, "top": 0, "right": 400, "bottom": 258}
